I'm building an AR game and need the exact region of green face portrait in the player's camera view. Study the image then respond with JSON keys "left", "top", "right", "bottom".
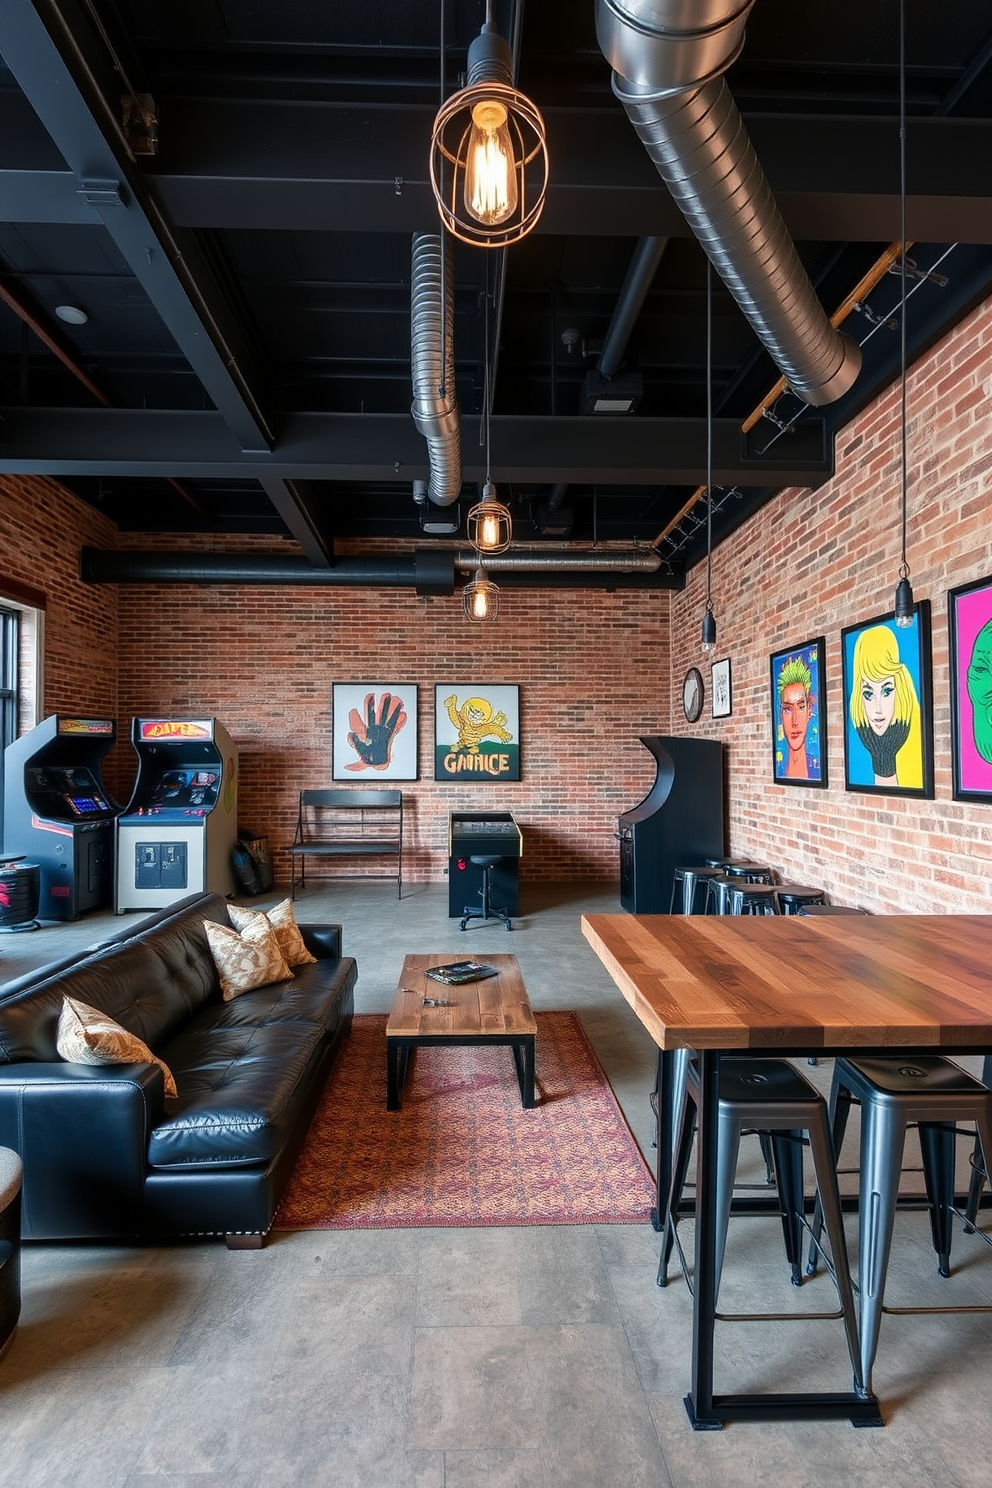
{"left": 966, "top": 618, "right": 992, "bottom": 764}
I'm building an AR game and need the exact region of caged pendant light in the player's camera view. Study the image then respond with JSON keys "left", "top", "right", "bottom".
{"left": 430, "top": 0, "right": 548, "bottom": 249}
{"left": 464, "top": 259, "right": 506, "bottom": 620}
{"left": 701, "top": 261, "right": 716, "bottom": 654}
{"left": 893, "top": 0, "right": 916, "bottom": 629}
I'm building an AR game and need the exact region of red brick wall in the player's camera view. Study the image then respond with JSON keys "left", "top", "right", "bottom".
{"left": 667, "top": 293, "right": 992, "bottom": 913}
{"left": 110, "top": 553, "right": 669, "bottom": 883}
{"left": 0, "top": 472, "right": 120, "bottom": 746}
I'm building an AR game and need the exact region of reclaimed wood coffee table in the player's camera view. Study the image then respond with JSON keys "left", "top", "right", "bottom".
{"left": 386, "top": 953, "right": 537, "bottom": 1111}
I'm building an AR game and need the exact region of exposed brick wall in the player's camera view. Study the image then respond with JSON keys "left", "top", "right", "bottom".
{"left": 667, "top": 293, "right": 992, "bottom": 913}
{"left": 110, "top": 554, "right": 670, "bottom": 883}
{"left": 1, "top": 473, "right": 119, "bottom": 751}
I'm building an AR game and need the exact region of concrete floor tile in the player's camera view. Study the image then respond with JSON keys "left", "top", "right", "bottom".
{"left": 409, "top": 1326, "right": 544, "bottom": 1451}
{"left": 511, "top": 1224, "right": 620, "bottom": 1325}
{"left": 414, "top": 1229, "right": 523, "bottom": 1327}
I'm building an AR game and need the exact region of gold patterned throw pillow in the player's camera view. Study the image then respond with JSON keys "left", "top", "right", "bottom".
{"left": 229, "top": 899, "right": 317, "bottom": 967}
{"left": 204, "top": 915, "right": 293, "bottom": 1000}
{"left": 56, "top": 996, "right": 178, "bottom": 1098}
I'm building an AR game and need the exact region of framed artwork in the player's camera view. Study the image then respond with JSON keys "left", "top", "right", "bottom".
{"left": 434, "top": 684, "right": 520, "bottom": 781}
{"left": 840, "top": 602, "right": 934, "bottom": 798}
{"left": 711, "top": 658, "right": 732, "bottom": 719}
{"left": 770, "top": 636, "right": 827, "bottom": 787}
{"left": 331, "top": 684, "right": 418, "bottom": 780}
{"left": 948, "top": 573, "right": 992, "bottom": 803}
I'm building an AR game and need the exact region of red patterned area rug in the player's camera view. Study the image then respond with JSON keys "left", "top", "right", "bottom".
{"left": 274, "top": 1011, "right": 655, "bottom": 1229}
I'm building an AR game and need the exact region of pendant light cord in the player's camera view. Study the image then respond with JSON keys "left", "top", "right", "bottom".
{"left": 705, "top": 258, "right": 713, "bottom": 610}
{"left": 898, "top": 0, "right": 910, "bottom": 582}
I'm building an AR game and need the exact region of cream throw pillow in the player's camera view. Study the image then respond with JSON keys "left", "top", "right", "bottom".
{"left": 229, "top": 899, "right": 317, "bottom": 967}
{"left": 204, "top": 915, "right": 293, "bottom": 1000}
{"left": 57, "top": 996, "right": 177, "bottom": 1098}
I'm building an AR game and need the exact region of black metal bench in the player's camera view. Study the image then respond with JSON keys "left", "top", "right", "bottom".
{"left": 289, "top": 788, "right": 403, "bottom": 899}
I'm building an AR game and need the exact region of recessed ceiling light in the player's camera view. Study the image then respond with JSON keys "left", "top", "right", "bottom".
{"left": 54, "top": 304, "right": 88, "bottom": 325}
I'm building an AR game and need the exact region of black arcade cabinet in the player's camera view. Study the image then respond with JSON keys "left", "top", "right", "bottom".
{"left": 617, "top": 736, "right": 725, "bottom": 914}
{"left": 115, "top": 718, "right": 237, "bottom": 912}
{"left": 2, "top": 715, "right": 120, "bottom": 920}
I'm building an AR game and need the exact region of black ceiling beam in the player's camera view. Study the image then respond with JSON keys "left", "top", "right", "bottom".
{"left": 5, "top": 85, "right": 991, "bottom": 240}
{"left": 0, "top": 0, "right": 274, "bottom": 453}
{"left": 256, "top": 477, "right": 334, "bottom": 567}
{"left": 0, "top": 408, "right": 831, "bottom": 487}
{"left": 148, "top": 100, "right": 992, "bottom": 242}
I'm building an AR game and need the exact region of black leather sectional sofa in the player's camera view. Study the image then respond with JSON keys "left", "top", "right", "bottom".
{"left": 0, "top": 891, "right": 356, "bottom": 1246}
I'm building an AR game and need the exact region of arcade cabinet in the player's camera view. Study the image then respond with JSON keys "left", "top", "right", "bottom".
{"left": 115, "top": 718, "right": 238, "bottom": 912}
{"left": 617, "top": 736, "right": 725, "bottom": 913}
{"left": 2, "top": 715, "right": 120, "bottom": 920}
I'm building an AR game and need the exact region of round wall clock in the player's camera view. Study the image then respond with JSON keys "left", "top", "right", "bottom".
{"left": 682, "top": 666, "right": 704, "bottom": 723}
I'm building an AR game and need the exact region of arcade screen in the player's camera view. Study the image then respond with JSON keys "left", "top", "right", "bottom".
{"left": 26, "top": 766, "right": 109, "bottom": 815}
{"left": 146, "top": 768, "right": 220, "bottom": 812}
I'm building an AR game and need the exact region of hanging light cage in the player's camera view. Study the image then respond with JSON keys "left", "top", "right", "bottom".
{"left": 467, "top": 483, "right": 513, "bottom": 555}
{"left": 463, "top": 566, "right": 500, "bottom": 622}
{"left": 430, "top": 22, "right": 548, "bottom": 249}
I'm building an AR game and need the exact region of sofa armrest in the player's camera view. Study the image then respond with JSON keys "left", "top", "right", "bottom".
{"left": 300, "top": 923, "right": 343, "bottom": 959}
{"left": 0, "top": 1062, "right": 164, "bottom": 1240}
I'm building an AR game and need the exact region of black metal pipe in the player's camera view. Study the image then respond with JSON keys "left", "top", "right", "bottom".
{"left": 598, "top": 235, "right": 668, "bottom": 379}
{"left": 78, "top": 547, "right": 679, "bottom": 591}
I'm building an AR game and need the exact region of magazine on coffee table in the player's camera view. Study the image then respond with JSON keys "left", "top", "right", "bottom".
{"left": 425, "top": 961, "right": 499, "bottom": 986}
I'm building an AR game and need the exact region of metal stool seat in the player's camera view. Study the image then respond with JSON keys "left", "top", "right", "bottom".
{"left": 459, "top": 854, "right": 512, "bottom": 932}
{"left": 722, "top": 862, "right": 774, "bottom": 883}
{"left": 775, "top": 886, "right": 828, "bottom": 914}
{"left": 670, "top": 865, "right": 725, "bottom": 915}
{"left": 657, "top": 1057, "right": 862, "bottom": 1387}
{"left": 807, "top": 1054, "right": 992, "bottom": 1395}
{"left": 703, "top": 876, "right": 740, "bottom": 915}
{"left": 797, "top": 905, "right": 870, "bottom": 916}
{"left": 728, "top": 883, "right": 779, "bottom": 915}
{"left": 706, "top": 857, "right": 757, "bottom": 872}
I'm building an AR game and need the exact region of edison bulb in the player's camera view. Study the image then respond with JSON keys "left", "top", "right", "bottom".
{"left": 479, "top": 511, "right": 501, "bottom": 549}
{"left": 464, "top": 98, "right": 518, "bottom": 226}
{"left": 471, "top": 587, "right": 490, "bottom": 619}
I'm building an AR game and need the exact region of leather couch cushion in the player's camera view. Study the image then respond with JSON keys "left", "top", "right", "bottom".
{"left": 149, "top": 961, "right": 355, "bottom": 1168}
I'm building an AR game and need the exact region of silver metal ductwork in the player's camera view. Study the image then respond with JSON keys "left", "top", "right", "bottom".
{"left": 454, "top": 547, "right": 662, "bottom": 574}
{"left": 596, "top": 0, "right": 861, "bottom": 407}
{"left": 410, "top": 232, "right": 461, "bottom": 504}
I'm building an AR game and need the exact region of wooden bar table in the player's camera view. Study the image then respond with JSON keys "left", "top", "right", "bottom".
{"left": 582, "top": 912, "right": 992, "bottom": 1429}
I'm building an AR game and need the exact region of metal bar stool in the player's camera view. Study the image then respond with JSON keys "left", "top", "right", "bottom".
{"left": 459, "top": 854, "right": 512, "bottom": 931}
{"left": 657, "top": 1057, "right": 863, "bottom": 1391}
{"left": 775, "top": 886, "right": 827, "bottom": 914}
{"left": 703, "top": 876, "right": 740, "bottom": 915}
{"left": 669, "top": 865, "right": 726, "bottom": 915}
{"left": 728, "top": 884, "right": 779, "bottom": 915}
{"left": 797, "top": 905, "right": 870, "bottom": 917}
{"left": 807, "top": 1054, "right": 992, "bottom": 1396}
{"left": 723, "top": 863, "right": 774, "bottom": 883}
{"left": 965, "top": 1053, "right": 992, "bottom": 1229}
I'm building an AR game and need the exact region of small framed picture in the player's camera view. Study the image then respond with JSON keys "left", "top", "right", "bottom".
{"left": 840, "top": 603, "right": 934, "bottom": 798}
{"left": 711, "top": 658, "right": 732, "bottom": 719}
{"left": 770, "top": 637, "right": 827, "bottom": 787}
{"left": 331, "top": 684, "right": 418, "bottom": 780}
{"left": 948, "top": 573, "right": 992, "bottom": 803}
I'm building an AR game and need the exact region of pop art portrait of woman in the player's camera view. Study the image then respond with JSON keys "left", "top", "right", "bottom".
{"left": 948, "top": 575, "right": 992, "bottom": 804}
{"left": 841, "top": 603, "right": 934, "bottom": 798}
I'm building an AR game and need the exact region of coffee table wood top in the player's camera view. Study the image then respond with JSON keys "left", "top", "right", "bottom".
{"left": 581, "top": 913, "right": 992, "bottom": 1054}
{"left": 387, "top": 953, "right": 537, "bottom": 1038}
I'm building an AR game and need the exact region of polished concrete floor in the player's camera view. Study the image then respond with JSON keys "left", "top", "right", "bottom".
{"left": 1, "top": 881, "right": 991, "bottom": 1487}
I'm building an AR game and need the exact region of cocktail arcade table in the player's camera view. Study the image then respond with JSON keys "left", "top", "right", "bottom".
{"left": 386, "top": 953, "right": 537, "bottom": 1111}
{"left": 582, "top": 911, "right": 992, "bottom": 1429}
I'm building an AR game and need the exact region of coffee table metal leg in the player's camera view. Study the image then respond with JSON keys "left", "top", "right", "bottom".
{"left": 387, "top": 1040, "right": 408, "bottom": 1110}
{"left": 511, "top": 1037, "right": 536, "bottom": 1108}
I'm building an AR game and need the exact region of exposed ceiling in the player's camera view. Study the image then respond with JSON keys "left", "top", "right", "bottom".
{"left": 1, "top": 0, "right": 991, "bottom": 586}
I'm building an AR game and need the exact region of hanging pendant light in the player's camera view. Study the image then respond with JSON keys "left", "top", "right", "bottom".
{"left": 701, "top": 261, "right": 717, "bottom": 654}
{"left": 893, "top": 0, "right": 916, "bottom": 629}
{"left": 463, "top": 564, "right": 500, "bottom": 621}
{"left": 465, "top": 257, "right": 505, "bottom": 617}
{"left": 467, "top": 481, "right": 512, "bottom": 555}
{"left": 430, "top": 0, "right": 548, "bottom": 249}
